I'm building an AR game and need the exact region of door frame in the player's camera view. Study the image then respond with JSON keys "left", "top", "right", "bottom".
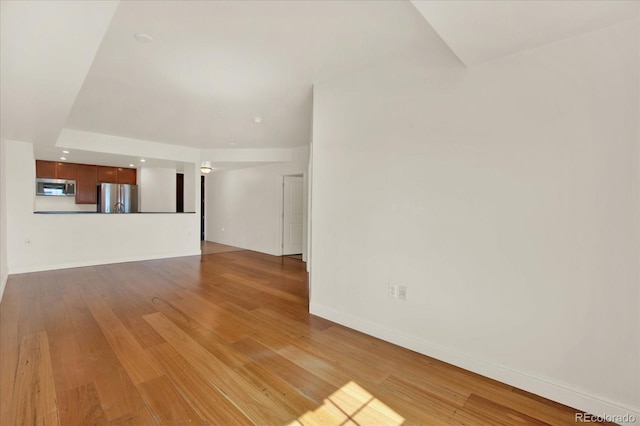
{"left": 281, "top": 173, "right": 305, "bottom": 257}
{"left": 200, "top": 175, "right": 205, "bottom": 241}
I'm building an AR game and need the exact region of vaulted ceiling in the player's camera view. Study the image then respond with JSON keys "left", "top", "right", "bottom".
{"left": 1, "top": 0, "right": 637, "bottom": 160}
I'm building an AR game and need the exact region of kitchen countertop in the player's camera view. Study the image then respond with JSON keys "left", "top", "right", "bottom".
{"left": 34, "top": 211, "right": 196, "bottom": 214}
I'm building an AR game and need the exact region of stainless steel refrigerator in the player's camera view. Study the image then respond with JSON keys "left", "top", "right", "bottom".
{"left": 97, "top": 183, "right": 139, "bottom": 213}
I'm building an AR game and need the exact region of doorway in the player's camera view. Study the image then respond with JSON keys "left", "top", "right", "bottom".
{"left": 282, "top": 175, "right": 304, "bottom": 255}
{"left": 176, "top": 173, "right": 184, "bottom": 213}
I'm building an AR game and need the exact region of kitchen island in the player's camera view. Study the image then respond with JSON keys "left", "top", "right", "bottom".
{"left": 5, "top": 138, "right": 203, "bottom": 276}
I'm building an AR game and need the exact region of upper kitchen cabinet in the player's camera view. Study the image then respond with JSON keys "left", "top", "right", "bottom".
{"left": 97, "top": 166, "right": 136, "bottom": 184}
{"left": 97, "top": 166, "right": 117, "bottom": 183}
{"left": 117, "top": 167, "right": 137, "bottom": 185}
{"left": 35, "top": 160, "right": 57, "bottom": 178}
{"left": 36, "top": 160, "right": 77, "bottom": 180}
{"left": 56, "top": 162, "right": 77, "bottom": 180}
{"left": 76, "top": 164, "right": 98, "bottom": 204}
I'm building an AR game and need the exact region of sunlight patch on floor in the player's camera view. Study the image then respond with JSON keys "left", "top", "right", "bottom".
{"left": 288, "top": 381, "right": 405, "bottom": 425}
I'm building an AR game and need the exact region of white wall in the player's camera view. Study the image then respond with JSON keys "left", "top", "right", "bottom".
{"left": 311, "top": 19, "right": 639, "bottom": 420}
{"left": 34, "top": 196, "right": 96, "bottom": 212}
{"left": 139, "top": 167, "right": 177, "bottom": 213}
{"left": 0, "top": 138, "right": 7, "bottom": 300}
{"left": 206, "top": 145, "right": 309, "bottom": 256}
{"left": 5, "top": 140, "right": 200, "bottom": 275}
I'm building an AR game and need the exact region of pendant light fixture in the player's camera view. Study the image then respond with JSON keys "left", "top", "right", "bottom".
{"left": 200, "top": 161, "right": 213, "bottom": 174}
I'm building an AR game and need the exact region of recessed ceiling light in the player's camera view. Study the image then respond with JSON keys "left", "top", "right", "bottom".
{"left": 62, "top": 150, "right": 69, "bottom": 154}
{"left": 60, "top": 157, "right": 66, "bottom": 161}
{"left": 129, "top": 164, "right": 135, "bottom": 167}
{"left": 140, "top": 159, "right": 146, "bottom": 163}
{"left": 134, "top": 33, "right": 153, "bottom": 43}
{"left": 253, "top": 117, "right": 262, "bottom": 123}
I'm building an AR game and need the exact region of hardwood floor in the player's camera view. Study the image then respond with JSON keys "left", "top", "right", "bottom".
{"left": 200, "top": 241, "right": 244, "bottom": 255}
{"left": 0, "top": 250, "right": 603, "bottom": 425}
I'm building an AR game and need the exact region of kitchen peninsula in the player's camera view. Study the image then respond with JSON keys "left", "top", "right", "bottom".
{"left": 6, "top": 140, "right": 202, "bottom": 275}
{"left": 17, "top": 211, "right": 201, "bottom": 273}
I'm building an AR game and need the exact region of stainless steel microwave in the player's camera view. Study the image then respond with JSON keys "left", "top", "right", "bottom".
{"left": 35, "top": 178, "right": 76, "bottom": 197}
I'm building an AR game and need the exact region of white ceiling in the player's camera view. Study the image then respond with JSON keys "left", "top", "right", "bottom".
{"left": 65, "top": 0, "right": 456, "bottom": 150}
{"left": 411, "top": 0, "right": 640, "bottom": 66}
{"left": 2, "top": 0, "right": 637, "bottom": 161}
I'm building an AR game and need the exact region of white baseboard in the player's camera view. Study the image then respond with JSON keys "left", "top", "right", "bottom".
{"left": 8, "top": 250, "right": 202, "bottom": 275}
{"left": 310, "top": 302, "right": 640, "bottom": 425}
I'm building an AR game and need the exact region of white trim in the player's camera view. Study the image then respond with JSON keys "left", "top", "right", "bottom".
{"left": 280, "top": 175, "right": 286, "bottom": 256}
{"left": 310, "top": 302, "right": 640, "bottom": 424}
{"left": 8, "top": 250, "right": 202, "bottom": 274}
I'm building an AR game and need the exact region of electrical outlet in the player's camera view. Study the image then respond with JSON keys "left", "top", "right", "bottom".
{"left": 398, "top": 286, "right": 407, "bottom": 300}
{"left": 388, "top": 284, "right": 398, "bottom": 298}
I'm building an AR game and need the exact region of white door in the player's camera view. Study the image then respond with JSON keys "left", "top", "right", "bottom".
{"left": 282, "top": 176, "right": 303, "bottom": 255}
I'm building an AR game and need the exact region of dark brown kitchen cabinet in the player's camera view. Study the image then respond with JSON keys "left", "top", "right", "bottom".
{"left": 35, "top": 160, "right": 56, "bottom": 178}
{"left": 75, "top": 165, "right": 98, "bottom": 204}
{"left": 55, "top": 162, "right": 77, "bottom": 180}
{"left": 117, "top": 167, "right": 136, "bottom": 185}
{"left": 97, "top": 166, "right": 117, "bottom": 183}
{"left": 36, "top": 160, "right": 77, "bottom": 180}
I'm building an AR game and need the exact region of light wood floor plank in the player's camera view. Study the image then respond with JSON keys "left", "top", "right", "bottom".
{"left": 143, "top": 311, "right": 297, "bottom": 424}
{"left": 0, "top": 316, "right": 19, "bottom": 425}
{"left": 169, "top": 291, "right": 248, "bottom": 342}
{"left": 93, "top": 366, "right": 147, "bottom": 422}
{"left": 221, "top": 271, "right": 307, "bottom": 304}
{"left": 83, "top": 296, "right": 163, "bottom": 385}
{"left": 57, "top": 383, "right": 109, "bottom": 425}
{"left": 146, "top": 343, "right": 253, "bottom": 425}
{"left": 9, "top": 331, "right": 59, "bottom": 425}
{"left": 42, "top": 299, "right": 91, "bottom": 394}
{"left": 137, "top": 375, "right": 206, "bottom": 425}
{"left": 109, "top": 406, "right": 158, "bottom": 426}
